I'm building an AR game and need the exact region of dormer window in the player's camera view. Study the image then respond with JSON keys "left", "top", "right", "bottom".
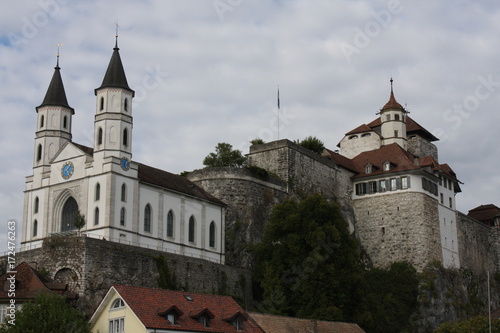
{"left": 158, "top": 305, "right": 183, "bottom": 326}
{"left": 348, "top": 135, "right": 358, "bottom": 140}
{"left": 383, "top": 161, "right": 391, "bottom": 171}
{"left": 191, "top": 308, "right": 214, "bottom": 328}
{"left": 198, "top": 315, "right": 210, "bottom": 328}
{"left": 365, "top": 163, "right": 372, "bottom": 174}
{"left": 361, "top": 133, "right": 371, "bottom": 137}
{"left": 224, "top": 312, "right": 247, "bottom": 331}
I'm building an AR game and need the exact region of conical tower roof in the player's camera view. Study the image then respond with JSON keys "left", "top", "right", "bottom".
{"left": 37, "top": 62, "right": 74, "bottom": 113}
{"left": 95, "top": 42, "right": 134, "bottom": 96}
{"left": 381, "top": 78, "right": 405, "bottom": 111}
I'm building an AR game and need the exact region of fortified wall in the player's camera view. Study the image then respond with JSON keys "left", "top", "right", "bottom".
{"left": 0, "top": 236, "right": 251, "bottom": 316}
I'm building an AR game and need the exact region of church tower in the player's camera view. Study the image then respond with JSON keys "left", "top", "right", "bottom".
{"left": 33, "top": 53, "right": 74, "bottom": 176}
{"left": 379, "top": 79, "right": 408, "bottom": 149}
{"left": 93, "top": 36, "right": 135, "bottom": 165}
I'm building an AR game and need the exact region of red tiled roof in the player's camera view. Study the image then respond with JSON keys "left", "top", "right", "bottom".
{"left": 345, "top": 124, "right": 375, "bottom": 136}
{"left": 323, "top": 148, "right": 358, "bottom": 173}
{"left": 0, "top": 262, "right": 74, "bottom": 301}
{"left": 249, "top": 312, "right": 366, "bottom": 333}
{"left": 113, "top": 285, "right": 263, "bottom": 332}
{"left": 381, "top": 91, "right": 405, "bottom": 111}
{"left": 353, "top": 116, "right": 439, "bottom": 142}
{"left": 468, "top": 204, "right": 500, "bottom": 222}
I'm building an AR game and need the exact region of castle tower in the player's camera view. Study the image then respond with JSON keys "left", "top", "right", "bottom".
{"left": 379, "top": 79, "right": 408, "bottom": 150}
{"left": 33, "top": 54, "right": 74, "bottom": 176}
{"left": 93, "top": 37, "right": 135, "bottom": 165}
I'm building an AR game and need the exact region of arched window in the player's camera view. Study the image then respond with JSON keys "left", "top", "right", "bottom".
{"left": 166, "top": 210, "right": 174, "bottom": 238}
{"left": 61, "top": 197, "right": 78, "bottom": 232}
{"left": 97, "top": 127, "right": 103, "bottom": 145}
{"left": 120, "top": 207, "right": 126, "bottom": 226}
{"left": 209, "top": 221, "right": 216, "bottom": 248}
{"left": 95, "top": 183, "right": 100, "bottom": 201}
{"left": 123, "top": 128, "right": 128, "bottom": 147}
{"left": 124, "top": 98, "right": 128, "bottom": 112}
{"left": 34, "top": 197, "right": 39, "bottom": 214}
{"left": 99, "top": 97, "right": 104, "bottom": 111}
{"left": 121, "top": 183, "right": 126, "bottom": 202}
{"left": 188, "top": 216, "right": 195, "bottom": 243}
{"left": 33, "top": 220, "right": 38, "bottom": 237}
{"left": 40, "top": 115, "right": 44, "bottom": 128}
{"left": 63, "top": 115, "right": 68, "bottom": 129}
{"left": 36, "top": 144, "right": 42, "bottom": 162}
{"left": 111, "top": 298, "right": 125, "bottom": 309}
{"left": 144, "top": 204, "right": 152, "bottom": 233}
{"left": 94, "top": 207, "right": 99, "bottom": 225}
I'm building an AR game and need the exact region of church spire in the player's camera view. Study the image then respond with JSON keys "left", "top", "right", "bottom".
{"left": 381, "top": 78, "right": 404, "bottom": 111}
{"left": 95, "top": 34, "right": 134, "bottom": 96}
{"left": 37, "top": 45, "right": 73, "bottom": 112}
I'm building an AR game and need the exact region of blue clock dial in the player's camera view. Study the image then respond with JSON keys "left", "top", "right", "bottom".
{"left": 120, "top": 157, "right": 130, "bottom": 171}
{"left": 61, "top": 161, "right": 74, "bottom": 179}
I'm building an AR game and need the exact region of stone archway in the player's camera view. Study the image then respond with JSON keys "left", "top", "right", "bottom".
{"left": 54, "top": 267, "right": 80, "bottom": 293}
{"left": 61, "top": 197, "right": 78, "bottom": 232}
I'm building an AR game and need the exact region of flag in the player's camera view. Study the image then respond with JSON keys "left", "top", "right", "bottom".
{"left": 277, "top": 86, "right": 280, "bottom": 110}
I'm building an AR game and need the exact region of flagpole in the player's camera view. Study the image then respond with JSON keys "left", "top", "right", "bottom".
{"left": 277, "top": 85, "right": 280, "bottom": 140}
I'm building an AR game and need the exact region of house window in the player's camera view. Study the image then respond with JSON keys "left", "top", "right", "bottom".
{"left": 188, "top": 216, "right": 195, "bottom": 243}
{"left": 379, "top": 179, "right": 387, "bottom": 192}
{"left": 100, "top": 97, "right": 104, "bottom": 111}
{"left": 94, "top": 207, "right": 99, "bottom": 225}
{"left": 348, "top": 135, "right": 358, "bottom": 140}
{"left": 365, "top": 164, "right": 372, "bottom": 174}
{"left": 167, "top": 312, "right": 177, "bottom": 325}
{"left": 95, "top": 183, "right": 101, "bottom": 201}
{"left": 121, "top": 183, "right": 126, "bottom": 202}
{"left": 40, "top": 115, "right": 44, "bottom": 128}
{"left": 368, "top": 181, "right": 377, "bottom": 194}
{"left": 111, "top": 298, "right": 125, "bottom": 309}
{"left": 394, "top": 130, "right": 399, "bottom": 138}
{"left": 440, "top": 193, "right": 444, "bottom": 204}
{"left": 63, "top": 115, "right": 68, "bottom": 129}
{"left": 124, "top": 98, "right": 128, "bottom": 112}
{"left": 395, "top": 114, "right": 400, "bottom": 121}
{"left": 390, "top": 178, "right": 397, "bottom": 191}
{"left": 355, "top": 183, "right": 367, "bottom": 195}
{"left": 33, "top": 219, "right": 38, "bottom": 237}
{"left": 120, "top": 207, "right": 126, "bottom": 226}
{"left": 108, "top": 318, "right": 124, "bottom": 333}
{"left": 383, "top": 162, "right": 390, "bottom": 171}
{"left": 34, "top": 197, "right": 39, "bottom": 214}
{"left": 197, "top": 315, "right": 210, "bottom": 328}
{"left": 361, "top": 133, "right": 371, "bottom": 137}
{"left": 0, "top": 304, "right": 7, "bottom": 324}
{"left": 98, "top": 128, "right": 103, "bottom": 145}
{"left": 449, "top": 197, "right": 453, "bottom": 209}
{"left": 231, "top": 318, "right": 244, "bottom": 331}
{"left": 401, "top": 176, "right": 409, "bottom": 189}
{"left": 144, "top": 204, "right": 152, "bottom": 233}
{"left": 167, "top": 210, "right": 174, "bottom": 238}
{"left": 209, "top": 221, "right": 216, "bottom": 248}
{"left": 386, "top": 114, "right": 391, "bottom": 121}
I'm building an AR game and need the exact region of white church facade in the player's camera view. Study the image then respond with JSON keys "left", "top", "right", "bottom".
{"left": 22, "top": 40, "right": 226, "bottom": 264}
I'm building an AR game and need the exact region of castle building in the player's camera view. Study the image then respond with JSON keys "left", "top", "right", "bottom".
{"left": 335, "top": 80, "right": 461, "bottom": 270}
{"left": 22, "top": 39, "right": 226, "bottom": 264}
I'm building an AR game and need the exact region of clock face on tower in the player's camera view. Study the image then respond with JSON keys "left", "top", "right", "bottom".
{"left": 61, "top": 161, "right": 74, "bottom": 179}
{"left": 120, "top": 157, "right": 130, "bottom": 171}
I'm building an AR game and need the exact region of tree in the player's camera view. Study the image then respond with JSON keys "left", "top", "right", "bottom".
{"left": 250, "top": 138, "right": 265, "bottom": 146}
{"left": 203, "top": 143, "right": 246, "bottom": 167}
{"left": 73, "top": 211, "right": 86, "bottom": 236}
{"left": 252, "top": 194, "right": 364, "bottom": 321}
{"left": 299, "top": 136, "right": 325, "bottom": 154}
{"left": 0, "top": 293, "right": 91, "bottom": 333}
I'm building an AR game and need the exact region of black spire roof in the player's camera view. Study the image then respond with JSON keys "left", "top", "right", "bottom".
{"left": 95, "top": 43, "right": 134, "bottom": 96}
{"left": 37, "top": 63, "right": 74, "bottom": 113}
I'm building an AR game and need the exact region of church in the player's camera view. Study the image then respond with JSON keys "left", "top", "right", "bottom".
{"left": 21, "top": 38, "right": 227, "bottom": 264}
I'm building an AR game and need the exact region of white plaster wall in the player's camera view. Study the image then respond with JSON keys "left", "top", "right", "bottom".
{"left": 339, "top": 131, "right": 381, "bottom": 158}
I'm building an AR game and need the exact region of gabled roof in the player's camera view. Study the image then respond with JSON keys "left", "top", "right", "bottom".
{"left": 37, "top": 64, "right": 74, "bottom": 113}
{"left": 0, "top": 262, "right": 76, "bottom": 301}
{"left": 107, "top": 285, "right": 263, "bottom": 332}
{"left": 249, "top": 312, "right": 366, "bottom": 333}
{"left": 95, "top": 44, "right": 134, "bottom": 96}
{"left": 138, "top": 163, "right": 226, "bottom": 206}
{"left": 323, "top": 148, "right": 358, "bottom": 173}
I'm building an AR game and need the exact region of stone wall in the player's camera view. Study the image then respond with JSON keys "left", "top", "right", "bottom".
{"left": 0, "top": 236, "right": 252, "bottom": 316}
{"left": 353, "top": 192, "right": 442, "bottom": 271}
{"left": 408, "top": 135, "right": 438, "bottom": 161}
{"left": 188, "top": 167, "right": 289, "bottom": 267}
{"left": 456, "top": 212, "right": 498, "bottom": 273}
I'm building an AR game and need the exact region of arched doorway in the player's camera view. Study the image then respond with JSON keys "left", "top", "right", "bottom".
{"left": 61, "top": 197, "right": 78, "bottom": 232}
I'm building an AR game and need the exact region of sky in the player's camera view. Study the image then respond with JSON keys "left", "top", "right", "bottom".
{"left": 1, "top": 0, "right": 499, "bottom": 249}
